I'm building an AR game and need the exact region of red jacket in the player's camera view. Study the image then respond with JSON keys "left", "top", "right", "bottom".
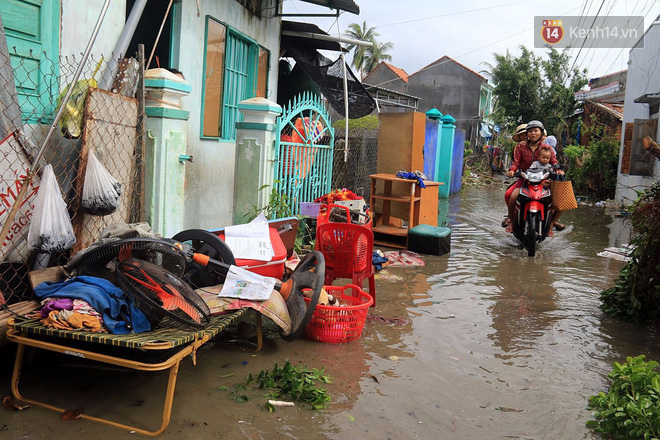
{"left": 509, "top": 141, "right": 557, "bottom": 173}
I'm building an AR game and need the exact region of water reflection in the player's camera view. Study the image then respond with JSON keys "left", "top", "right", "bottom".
{"left": 487, "top": 257, "right": 559, "bottom": 358}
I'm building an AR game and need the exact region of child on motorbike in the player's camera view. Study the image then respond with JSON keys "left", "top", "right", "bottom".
{"left": 503, "top": 121, "right": 564, "bottom": 234}
{"left": 531, "top": 146, "right": 555, "bottom": 183}
{"left": 531, "top": 146, "right": 553, "bottom": 170}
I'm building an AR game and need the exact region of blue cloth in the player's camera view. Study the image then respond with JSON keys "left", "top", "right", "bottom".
{"left": 396, "top": 171, "right": 426, "bottom": 188}
{"left": 372, "top": 251, "right": 389, "bottom": 272}
{"left": 34, "top": 276, "right": 151, "bottom": 334}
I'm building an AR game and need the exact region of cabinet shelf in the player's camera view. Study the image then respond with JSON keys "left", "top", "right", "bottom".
{"left": 372, "top": 225, "right": 409, "bottom": 237}
{"left": 371, "top": 193, "right": 421, "bottom": 203}
{"left": 369, "top": 174, "right": 440, "bottom": 248}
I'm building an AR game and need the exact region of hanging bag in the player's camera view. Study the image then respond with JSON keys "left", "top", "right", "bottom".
{"left": 81, "top": 148, "right": 122, "bottom": 216}
{"left": 550, "top": 174, "right": 578, "bottom": 211}
{"left": 27, "top": 164, "right": 77, "bottom": 253}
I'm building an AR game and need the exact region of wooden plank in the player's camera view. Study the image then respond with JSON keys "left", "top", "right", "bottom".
{"left": 72, "top": 88, "right": 138, "bottom": 252}
{"left": 0, "top": 299, "right": 40, "bottom": 347}
{"left": 28, "top": 265, "right": 67, "bottom": 288}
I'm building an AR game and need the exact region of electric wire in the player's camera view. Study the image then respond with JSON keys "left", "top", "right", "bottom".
{"left": 370, "top": 5, "right": 583, "bottom": 90}
{"left": 566, "top": 0, "right": 607, "bottom": 81}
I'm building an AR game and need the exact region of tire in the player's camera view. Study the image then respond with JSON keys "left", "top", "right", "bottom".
{"left": 171, "top": 229, "right": 236, "bottom": 287}
{"left": 526, "top": 213, "right": 538, "bottom": 257}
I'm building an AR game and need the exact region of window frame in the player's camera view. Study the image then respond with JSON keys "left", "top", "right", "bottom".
{"left": 200, "top": 16, "right": 269, "bottom": 141}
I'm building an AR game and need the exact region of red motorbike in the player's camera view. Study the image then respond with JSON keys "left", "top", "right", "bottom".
{"left": 510, "top": 166, "right": 556, "bottom": 257}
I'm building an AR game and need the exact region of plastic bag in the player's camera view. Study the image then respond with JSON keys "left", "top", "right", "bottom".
{"left": 81, "top": 148, "right": 122, "bottom": 215}
{"left": 27, "top": 164, "right": 77, "bottom": 253}
{"left": 57, "top": 58, "right": 103, "bottom": 138}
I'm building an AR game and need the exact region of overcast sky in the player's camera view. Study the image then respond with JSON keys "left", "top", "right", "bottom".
{"left": 283, "top": 0, "right": 660, "bottom": 85}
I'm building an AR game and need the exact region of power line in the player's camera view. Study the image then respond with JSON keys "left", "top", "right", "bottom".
{"left": 596, "top": 0, "right": 657, "bottom": 76}
{"left": 371, "top": 5, "right": 583, "bottom": 89}
{"left": 566, "top": 0, "right": 607, "bottom": 79}
{"left": 375, "top": 0, "right": 545, "bottom": 29}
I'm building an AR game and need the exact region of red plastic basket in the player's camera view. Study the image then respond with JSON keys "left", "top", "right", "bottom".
{"left": 303, "top": 285, "right": 373, "bottom": 344}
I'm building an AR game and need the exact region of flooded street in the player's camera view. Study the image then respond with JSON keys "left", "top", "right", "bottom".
{"left": 2, "top": 184, "right": 658, "bottom": 440}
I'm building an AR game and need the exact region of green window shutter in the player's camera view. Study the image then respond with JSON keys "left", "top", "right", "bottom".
{"left": 1, "top": 0, "right": 60, "bottom": 124}
{"left": 221, "top": 32, "right": 257, "bottom": 140}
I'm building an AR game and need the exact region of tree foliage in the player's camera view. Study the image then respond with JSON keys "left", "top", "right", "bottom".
{"left": 343, "top": 21, "right": 393, "bottom": 79}
{"left": 485, "top": 46, "right": 587, "bottom": 135}
{"left": 563, "top": 115, "right": 620, "bottom": 200}
{"left": 344, "top": 21, "right": 378, "bottom": 79}
{"left": 363, "top": 40, "right": 394, "bottom": 75}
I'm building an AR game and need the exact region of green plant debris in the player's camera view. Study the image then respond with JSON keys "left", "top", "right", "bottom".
{"left": 218, "top": 373, "right": 235, "bottom": 378}
{"left": 587, "top": 355, "right": 660, "bottom": 439}
{"left": 246, "top": 360, "right": 332, "bottom": 410}
{"left": 599, "top": 181, "right": 660, "bottom": 322}
{"left": 495, "top": 406, "right": 523, "bottom": 413}
{"left": 245, "top": 182, "right": 291, "bottom": 221}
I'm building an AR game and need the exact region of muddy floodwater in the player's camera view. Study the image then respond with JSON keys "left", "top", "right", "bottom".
{"left": 2, "top": 184, "right": 658, "bottom": 440}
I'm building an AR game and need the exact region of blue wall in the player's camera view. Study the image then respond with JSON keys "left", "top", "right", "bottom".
{"left": 423, "top": 118, "right": 439, "bottom": 180}
{"left": 450, "top": 128, "right": 466, "bottom": 195}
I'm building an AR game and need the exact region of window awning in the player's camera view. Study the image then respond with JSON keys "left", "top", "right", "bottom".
{"left": 278, "top": 0, "right": 360, "bottom": 15}
{"left": 281, "top": 21, "right": 344, "bottom": 52}
{"left": 635, "top": 92, "right": 660, "bottom": 104}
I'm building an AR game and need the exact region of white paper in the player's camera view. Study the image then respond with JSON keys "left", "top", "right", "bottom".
{"left": 218, "top": 265, "right": 277, "bottom": 301}
{"left": 224, "top": 213, "right": 274, "bottom": 261}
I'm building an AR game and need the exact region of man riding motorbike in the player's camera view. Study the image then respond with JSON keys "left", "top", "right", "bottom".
{"left": 504, "top": 120, "right": 565, "bottom": 235}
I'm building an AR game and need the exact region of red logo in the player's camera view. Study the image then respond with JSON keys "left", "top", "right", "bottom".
{"left": 541, "top": 20, "right": 564, "bottom": 44}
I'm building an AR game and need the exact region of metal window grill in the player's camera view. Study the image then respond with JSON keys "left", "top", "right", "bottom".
{"left": 0, "top": 48, "right": 146, "bottom": 305}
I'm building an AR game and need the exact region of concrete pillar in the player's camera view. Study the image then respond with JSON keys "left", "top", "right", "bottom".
{"left": 425, "top": 108, "right": 443, "bottom": 181}
{"left": 143, "top": 69, "right": 191, "bottom": 237}
{"left": 233, "top": 97, "right": 282, "bottom": 224}
{"left": 436, "top": 114, "right": 456, "bottom": 198}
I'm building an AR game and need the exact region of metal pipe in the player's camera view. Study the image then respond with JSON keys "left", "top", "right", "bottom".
{"left": 335, "top": 20, "right": 351, "bottom": 163}
{"left": 147, "top": 0, "right": 174, "bottom": 70}
{"left": 340, "top": 52, "right": 349, "bottom": 163}
{"left": 0, "top": 0, "right": 112, "bottom": 262}
{"left": 32, "top": 0, "right": 112, "bottom": 168}
{"left": 281, "top": 30, "right": 373, "bottom": 47}
{"left": 99, "top": 0, "right": 148, "bottom": 90}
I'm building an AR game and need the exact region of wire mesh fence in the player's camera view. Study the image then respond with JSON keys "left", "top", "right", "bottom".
{"left": 331, "top": 126, "right": 379, "bottom": 201}
{"left": 0, "top": 47, "right": 145, "bottom": 305}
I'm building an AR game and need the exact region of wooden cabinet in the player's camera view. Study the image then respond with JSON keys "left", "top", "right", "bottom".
{"left": 369, "top": 174, "right": 440, "bottom": 248}
{"left": 376, "top": 112, "right": 426, "bottom": 175}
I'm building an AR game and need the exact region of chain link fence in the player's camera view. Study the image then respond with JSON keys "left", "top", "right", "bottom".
{"left": 331, "top": 126, "right": 379, "bottom": 201}
{"left": 0, "top": 47, "right": 145, "bottom": 305}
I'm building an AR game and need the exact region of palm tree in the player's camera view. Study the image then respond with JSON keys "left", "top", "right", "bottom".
{"left": 363, "top": 40, "right": 394, "bottom": 76}
{"left": 343, "top": 21, "right": 379, "bottom": 79}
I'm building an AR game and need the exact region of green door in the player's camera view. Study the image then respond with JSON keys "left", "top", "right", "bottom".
{"left": 1, "top": 0, "right": 60, "bottom": 123}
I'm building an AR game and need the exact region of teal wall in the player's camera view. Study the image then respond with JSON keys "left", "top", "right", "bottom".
{"left": 436, "top": 114, "right": 457, "bottom": 198}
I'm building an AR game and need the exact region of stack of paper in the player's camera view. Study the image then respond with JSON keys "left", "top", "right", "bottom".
{"left": 224, "top": 213, "right": 274, "bottom": 261}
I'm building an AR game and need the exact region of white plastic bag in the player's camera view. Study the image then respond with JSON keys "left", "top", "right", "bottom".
{"left": 27, "top": 164, "right": 77, "bottom": 253}
{"left": 81, "top": 148, "right": 122, "bottom": 215}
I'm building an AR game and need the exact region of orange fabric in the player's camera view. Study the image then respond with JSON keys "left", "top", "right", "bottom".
{"left": 41, "top": 310, "right": 105, "bottom": 332}
{"left": 281, "top": 117, "right": 323, "bottom": 178}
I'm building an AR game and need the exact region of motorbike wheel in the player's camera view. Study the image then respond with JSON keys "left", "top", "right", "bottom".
{"left": 526, "top": 213, "right": 539, "bottom": 257}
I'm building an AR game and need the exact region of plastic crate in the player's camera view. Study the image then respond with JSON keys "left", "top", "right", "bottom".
{"left": 303, "top": 285, "right": 373, "bottom": 344}
{"left": 299, "top": 202, "right": 323, "bottom": 218}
